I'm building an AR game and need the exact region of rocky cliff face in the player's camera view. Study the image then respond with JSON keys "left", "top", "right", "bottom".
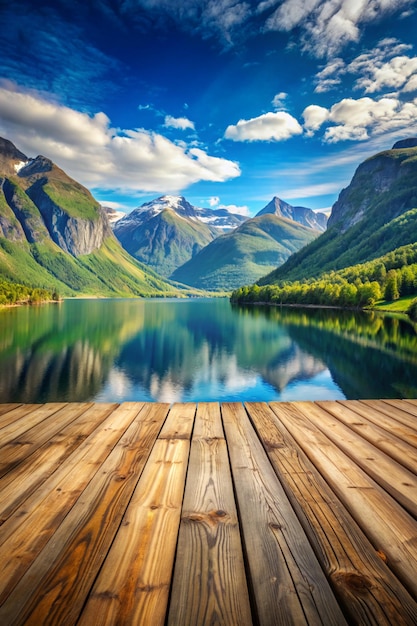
{"left": 328, "top": 139, "right": 417, "bottom": 232}
{"left": 25, "top": 176, "right": 112, "bottom": 256}
{"left": 0, "top": 139, "right": 112, "bottom": 257}
{"left": 259, "top": 138, "right": 417, "bottom": 284}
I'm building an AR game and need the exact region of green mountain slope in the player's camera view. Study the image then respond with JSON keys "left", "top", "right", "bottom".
{"left": 114, "top": 197, "right": 221, "bottom": 277}
{"left": 171, "top": 214, "right": 319, "bottom": 291}
{"left": 0, "top": 137, "right": 181, "bottom": 297}
{"left": 259, "top": 140, "right": 417, "bottom": 285}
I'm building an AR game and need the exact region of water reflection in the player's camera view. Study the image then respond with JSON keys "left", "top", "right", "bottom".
{"left": 0, "top": 298, "right": 416, "bottom": 403}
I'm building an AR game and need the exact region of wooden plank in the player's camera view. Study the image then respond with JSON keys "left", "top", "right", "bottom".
{"left": 221, "top": 402, "right": 347, "bottom": 626}
{"left": 192, "top": 401, "right": 224, "bottom": 439}
{"left": 270, "top": 401, "right": 417, "bottom": 600}
{"left": 77, "top": 437, "right": 191, "bottom": 626}
{"left": 158, "top": 401, "right": 196, "bottom": 439}
{"left": 0, "top": 402, "right": 138, "bottom": 602}
{"left": 384, "top": 400, "right": 417, "bottom": 419}
{"left": 293, "top": 401, "right": 417, "bottom": 519}
{"left": 360, "top": 400, "right": 417, "bottom": 433}
{"left": 337, "top": 400, "right": 417, "bottom": 449}
{"left": 0, "top": 403, "right": 168, "bottom": 626}
{"left": 0, "top": 403, "right": 22, "bottom": 418}
{"left": 316, "top": 400, "right": 417, "bottom": 474}
{"left": 0, "top": 403, "right": 107, "bottom": 524}
{"left": 0, "top": 404, "right": 37, "bottom": 429}
{"left": 247, "top": 402, "right": 417, "bottom": 626}
{"left": 0, "top": 403, "right": 63, "bottom": 438}
{"left": 0, "top": 402, "right": 92, "bottom": 479}
{"left": 168, "top": 403, "right": 253, "bottom": 626}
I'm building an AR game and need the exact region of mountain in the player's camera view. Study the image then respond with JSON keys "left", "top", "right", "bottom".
{"left": 171, "top": 213, "right": 320, "bottom": 291}
{"left": 113, "top": 195, "right": 229, "bottom": 277}
{"left": 256, "top": 196, "right": 328, "bottom": 231}
{"left": 259, "top": 139, "right": 417, "bottom": 285}
{"left": 103, "top": 205, "right": 126, "bottom": 224}
{"left": 0, "top": 137, "right": 181, "bottom": 297}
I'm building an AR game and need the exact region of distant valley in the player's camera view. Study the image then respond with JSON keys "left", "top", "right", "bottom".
{"left": 112, "top": 194, "right": 326, "bottom": 290}
{"left": 2, "top": 134, "right": 417, "bottom": 307}
{"left": 233, "top": 138, "right": 417, "bottom": 312}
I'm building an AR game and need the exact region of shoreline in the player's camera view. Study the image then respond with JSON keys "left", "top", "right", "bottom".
{"left": 236, "top": 299, "right": 411, "bottom": 316}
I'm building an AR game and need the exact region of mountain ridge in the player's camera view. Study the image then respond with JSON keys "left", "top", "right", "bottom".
{"left": 171, "top": 212, "right": 320, "bottom": 291}
{"left": 255, "top": 196, "right": 327, "bottom": 231}
{"left": 0, "top": 137, "right": 182, "bottom": 297}
{"left": 113, "top": 196, "right": 225, "bottom": 277}
{"left": 258, "top": 139, "right": 417, "bottom": 286}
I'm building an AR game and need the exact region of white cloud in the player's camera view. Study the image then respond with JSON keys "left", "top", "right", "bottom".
{"left": 322, "top": 95, "right": 417, "bottom": 143}
{"left": 164, "top": 115, "right": 195, "bottom": 130}
{"left": 271, "top": 92, "right": 288, "bottom": 109}
{"left": 0, "top": 83, "right": 240, "bottom": 194}
{"left": 263, "top": 0, "right": 412, "bottom": 58}
{"left": 218, "top": 203, "right": 250, "bottom": 216}
{"left": 315, "top": 39, "right": 417, "bottom": 96}
{"left": 209, "top": 196, "right": 220, "bottom": 206}
{"left": 404, "top": 74, "right": 417, "bottom": 92}
{"left": 355, "top": 55, "right": 417, "bottom": 93}
{"left": 303, "top": 105, "right": 329, "bottom": 135}
{"left": 224, "top": 111, "right": 303, "bottom": 141}
{"left": 314, "top": 58, "right": 346, "bottom": 93}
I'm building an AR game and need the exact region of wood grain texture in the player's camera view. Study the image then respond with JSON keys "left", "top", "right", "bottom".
{"left": 338, "top": 400, "right": 417, "bottom": 450}
{"left": 0, "top": 400, "right": 416, "bottom": 625}
{"left": 361, "top": 400, "right": 417, "bottom": 432}
{"left": 0, "top": 403, "right": 166, "bottom": 626}
{"left": 270, "top": 401, "right": 417, "bottom": 601}
{"left": 0, "top": 402, "right": 129, "bottom": 602}
{"left": 0, "top": 403, "right": 64, "bottom": 451}
{"left": 247, "top": 401, "right": 417, "bottom": 626}
{"left": 0, "top": 403, "right": 22, "bottom": 419}
{"left": 77, "top": 438, "right": 190, "bottom": 626}
{"left": 168, "top": 403, "right": 252, "bottom": 626}
{"left": 221, "top": 402, "right": 347, "bottom": 626}
{"left": 296, "top": 401, "right": 417, "bottom": 518}
{"left": 158, "top": 401, "right": 195, "bottom": 439}
{"left": 0, "top": 402, "right": 106, "bottom": 524}
{"left": 0, "top": 403, "right": 92, "bottom": 475}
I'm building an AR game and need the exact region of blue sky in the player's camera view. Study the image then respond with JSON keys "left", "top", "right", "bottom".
{"left": 1, "top": 0, "right": 417, "bottom": 217}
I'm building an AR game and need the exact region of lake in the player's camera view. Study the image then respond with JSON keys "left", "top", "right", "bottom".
{"left": 1, "top": 297, "right": 416, "bottom": 403}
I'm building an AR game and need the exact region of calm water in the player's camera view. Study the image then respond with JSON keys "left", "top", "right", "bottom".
{"left": 1, "top": 298, "right": 416, "bottom": 403}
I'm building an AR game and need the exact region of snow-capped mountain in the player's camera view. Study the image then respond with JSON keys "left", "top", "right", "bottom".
{"left": 113, "top": 195, "right": 227, "bottom": 277}
{"left": 120, "top": 195, "right": 247, "bottom": 230}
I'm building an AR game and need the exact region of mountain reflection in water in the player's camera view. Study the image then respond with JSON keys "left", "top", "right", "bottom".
{"left": 1, "top": 298, "right": 416, "bottom": 403}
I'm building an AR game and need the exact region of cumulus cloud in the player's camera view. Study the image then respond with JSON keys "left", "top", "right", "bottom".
{"left": 271, "top": 92, "right": 288, "bottom": 109}
{"left": 209, "top": 196, "right": 220, "bottom": 206}
{"left": 314, "top": 38, "right": 417, "bottom": 95}
{"left": 263, "top": 0, "right": 412, "bottom": 58}
{"left": 321, "top": 95, "right": 417, "bottom": 143}
{"left": 354, "top": 54, "right": 417, "bottom": 93}
{"left": 164, "top": 115, "right": 195, "bottom": 130}
{"left": 0, "top": 83, "right": 240, "bottom": 193}
{"left": 303, "top": 105, "right": 329, "bottom": 135}
{"left": 224, "top": 111, "right": 303, "bottom": 141}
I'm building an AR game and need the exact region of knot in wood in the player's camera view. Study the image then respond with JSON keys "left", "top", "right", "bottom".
{"left": 334, "top": 572, "right": 372, "bottom": 594}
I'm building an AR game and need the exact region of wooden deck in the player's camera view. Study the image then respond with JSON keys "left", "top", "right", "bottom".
{"left": 0, "top": 401, "right": 417, "bottom": 625}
